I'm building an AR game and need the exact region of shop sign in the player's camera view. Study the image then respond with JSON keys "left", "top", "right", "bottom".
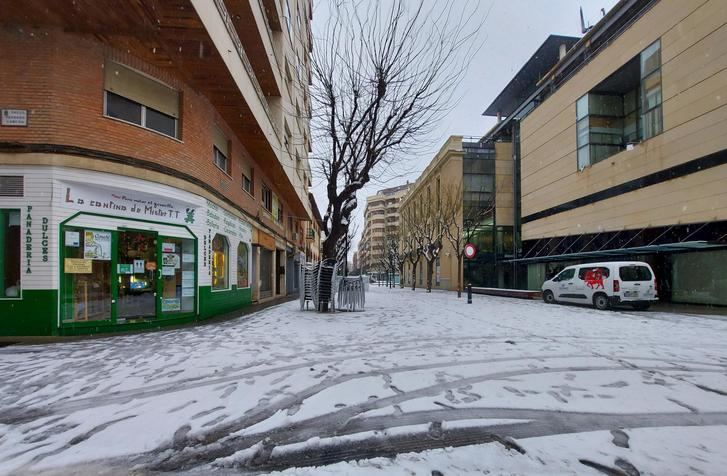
{"left": 84, "top": 231, "right": 112, "bottom": 260}
{"left": 1, "top": 109, "right": 27, "bottom": 126}
{"left": 62, "top": 182, "right": 199, "bottom": 225}
{"left": 161, "top": 298, "right": 181, "bottom": 312}
{"left": 206, "top": 200, "right": 252, "bottom": 242}
{"left": 25, "top": 206, "right": 32, "bottom": 274}
{"left": 64, "top": 258, "right": 92, "bottom": 274}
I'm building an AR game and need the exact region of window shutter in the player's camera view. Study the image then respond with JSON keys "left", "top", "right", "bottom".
{"left": 212, "top": 126, "right": 229, "bottom": 156}
{"left": 0, "top": 176, "right": 23, "bottom": 197}
{"left": 104, "top": 60, "right": 179, "bottom": 118}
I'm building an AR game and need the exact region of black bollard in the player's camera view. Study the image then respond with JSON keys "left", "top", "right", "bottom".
{"left": 467, "top": 283, "right": 472, "bottom": 304}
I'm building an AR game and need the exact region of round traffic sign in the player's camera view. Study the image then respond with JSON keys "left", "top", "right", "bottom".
{"left": 464, "top": 243, "right": 476, "bottom": 259}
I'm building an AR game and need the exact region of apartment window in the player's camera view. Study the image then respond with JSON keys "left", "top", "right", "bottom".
{"left": 104, "top": 60, "right": 179, "bottom": 139}
{"left": 0, "top": 209, "right": 21, "bottom": 298}
{"left": 262, "top": 184, "right": 273, "bottom": 212}
{"left": 213, "top": 126, "right": 230, "bottom": 174}
{"left": 212, "top": 234, "right": 229, "bottom": 290}
{"left": 277, "top": 203, "right": 284, "bottom": 224}
{"left": 242, "top": 172, "right": 253, "bottom": 196}
{"left": 284, "top": 0, "right": 292, "bottom": 39}
{"left": 576, "top": 40, "right": 662, "bottom": 170}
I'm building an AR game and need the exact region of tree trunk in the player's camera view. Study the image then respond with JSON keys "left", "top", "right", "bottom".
{"left": 411, "top": 262, "right": 417, "bottom": 290}
{"left": 399, "top": 262, "right": 405, "bottom": 288}
{"left": 457, "top": 255, "right": 462, "bottom": 298}
{"left": 426, "top": 259, "right": 433, "bottom": 293}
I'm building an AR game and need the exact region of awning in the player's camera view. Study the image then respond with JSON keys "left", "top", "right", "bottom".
{"left": 507, "top": 240, "right": 727, "bottom": 264}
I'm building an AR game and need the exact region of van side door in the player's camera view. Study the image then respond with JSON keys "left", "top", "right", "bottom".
{"left": 553, "top": 268, "right": 577, "bottom": 302}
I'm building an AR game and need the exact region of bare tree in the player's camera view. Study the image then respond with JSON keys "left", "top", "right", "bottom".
{"left": 399, "top": 207, "right": 421, "bottom": 290}
{"left": 441, "top": 182, "right": 496, "bottom": 297}
{"left": 403, "top": 194, "right": 445, "bottom": 293}
{"left": 312, "top": 0, "right": 482, "bottom": 259}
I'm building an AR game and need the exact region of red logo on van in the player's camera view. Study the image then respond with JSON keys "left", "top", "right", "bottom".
{"left": 584, "top": 268, "right": 605, "bottom": 289}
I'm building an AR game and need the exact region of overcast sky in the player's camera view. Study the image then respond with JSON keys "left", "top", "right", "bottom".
{"left": 309, "top": 0, "right": 619, "bottom": 258}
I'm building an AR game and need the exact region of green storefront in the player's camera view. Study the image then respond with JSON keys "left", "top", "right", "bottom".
{"left": 0, "top": 168, "right": 254, "bottom": 337}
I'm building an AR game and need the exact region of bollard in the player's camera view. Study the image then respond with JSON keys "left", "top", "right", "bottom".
{"left": 467, "top": 283, "right": 472, "bottom": 304}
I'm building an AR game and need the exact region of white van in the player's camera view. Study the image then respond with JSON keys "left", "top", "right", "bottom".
{"left": 541, "top": 261, "right": 658, "bottom": 310}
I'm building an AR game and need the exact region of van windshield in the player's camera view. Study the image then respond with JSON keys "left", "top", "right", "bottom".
{"left": 619, "top": 265, "right": 652, "bottom": 281}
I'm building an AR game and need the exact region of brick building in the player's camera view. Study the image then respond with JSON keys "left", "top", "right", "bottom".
{"left": 0, "top": 0, "right": 314, "bottom": 335}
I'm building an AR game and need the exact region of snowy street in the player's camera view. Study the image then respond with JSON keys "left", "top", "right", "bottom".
{"left": 2, "top": 287, "right": 727, "bottom": 475}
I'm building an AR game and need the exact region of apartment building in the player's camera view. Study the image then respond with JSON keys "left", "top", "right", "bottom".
{"left": 357, "top": 184, "right": 412, "bottom": 276}
{"left": 491, "top": 0, "right": 727, "bottom": 305}
{"left": 400, "top": 136, "right": 515, "bottom": 291}
{"left": 0, "top": 0, "right": 314, "bottom": 336}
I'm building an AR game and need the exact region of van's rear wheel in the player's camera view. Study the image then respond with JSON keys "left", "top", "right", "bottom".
{"left": 543, "top": 290, "right": 555, "bottom": 304}
{"left": 593, "top": 293, "right": 609, "bottom": 310}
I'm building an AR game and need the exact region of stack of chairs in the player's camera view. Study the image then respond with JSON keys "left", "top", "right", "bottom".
{"left": 337, "top": 275, "right": 366, "bottom": 311}
{"left": 315, "top": 258, "right": 338, "bottom": 312}
{"left": 299, "top": 261, "right": 319, "bottom": 310}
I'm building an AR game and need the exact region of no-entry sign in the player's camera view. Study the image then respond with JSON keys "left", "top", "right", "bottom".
{"left": 464, "top": 243, "right": 476, "bottom": 259}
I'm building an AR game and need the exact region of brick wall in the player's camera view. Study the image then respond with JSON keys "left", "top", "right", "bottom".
{"left": 0, "top": 26, "right": 290, "bottom": 236}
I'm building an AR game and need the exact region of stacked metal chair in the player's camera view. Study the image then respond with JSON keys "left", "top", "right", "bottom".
{"left": 299, "top": 261, "right": 319, "bottom": 310}
{"left": 337, "top": 275, "right": 366, "bottom": 311}
{"left": 315, "top": 258, "right": 338, "bottom": 312}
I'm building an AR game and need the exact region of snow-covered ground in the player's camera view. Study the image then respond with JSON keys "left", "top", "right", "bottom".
{"left": 1, "top": 287, "right": 727, "bottom": 475}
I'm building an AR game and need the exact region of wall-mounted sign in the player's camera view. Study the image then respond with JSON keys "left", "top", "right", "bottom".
{"left": 61, "top": 182, "right": 199, "bottom": 225}
{"left": 64, "top": 258, "right": 92, "bottom": 274}
{"left": 206, "top": 200, "right": 252, "bottom": 243}
{"left": 84, "top": 231, "right": 112, "bottom": 260}
{"left": 1, "top": 109, "right": 27, "bottom": 127}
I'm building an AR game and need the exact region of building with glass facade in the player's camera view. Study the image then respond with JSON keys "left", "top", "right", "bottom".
{"left": 399, "top": 136, "right": 514, "bottom": 291}
{"left": 0, "top": 0, "right": 315, "bottom": 336}
{"left": 483, "top": 0, "right": 727, "bottom": 305}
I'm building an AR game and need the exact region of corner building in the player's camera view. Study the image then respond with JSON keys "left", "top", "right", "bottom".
{"left": 0, "top": 0, "right": 314, "bottom": 335}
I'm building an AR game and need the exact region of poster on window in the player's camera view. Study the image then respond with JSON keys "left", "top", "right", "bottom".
{"left": 84, "top": 231, "right": 112, "bottom": 260}
{"left": 65, "top": 231, "right": 80, "bottom": 247}
{"left": 162, "top": 253, "right": 181, "bottom": 268}
{"left": 161, "top": 298, "right": 181, "bottom": 312}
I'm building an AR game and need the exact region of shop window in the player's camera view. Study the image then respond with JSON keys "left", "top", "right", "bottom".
{"left": 262, "top": 184, "right": 273, "bottom": 212}
{"left": 104, "top": 61, "right": 179, "bottom": 139}
{"left": 212, "top": 234, "right": 229, "bottom": 290}
{"left": 237, "top": 242, "right": 249, "bottom": 288}
{"left": 0, "top": 210, "right": 21, "bottom": 298}
{"left": 576, "top": 39, "right": 662, "bottom": 170}
{"left": 62, "top": 227, "right": 112, "bottom": 322}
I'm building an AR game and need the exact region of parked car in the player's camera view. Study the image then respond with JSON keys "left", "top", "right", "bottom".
{"left": 541, "top": 261, "right": 658, "bottom": 310}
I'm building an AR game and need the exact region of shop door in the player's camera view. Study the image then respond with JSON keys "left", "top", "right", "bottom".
{"left": 117, "top": 230, "right": 157, "bottom": 319}
{"left": 158, "top": 237, "right": 196, "bottom": 316}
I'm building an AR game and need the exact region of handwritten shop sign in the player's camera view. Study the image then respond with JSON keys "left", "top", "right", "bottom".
{"left": 61, "top": 182, "right": 198, "bottom": 225}
{"left": 206, "top": 200, "right": 252, "bottom": 243}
